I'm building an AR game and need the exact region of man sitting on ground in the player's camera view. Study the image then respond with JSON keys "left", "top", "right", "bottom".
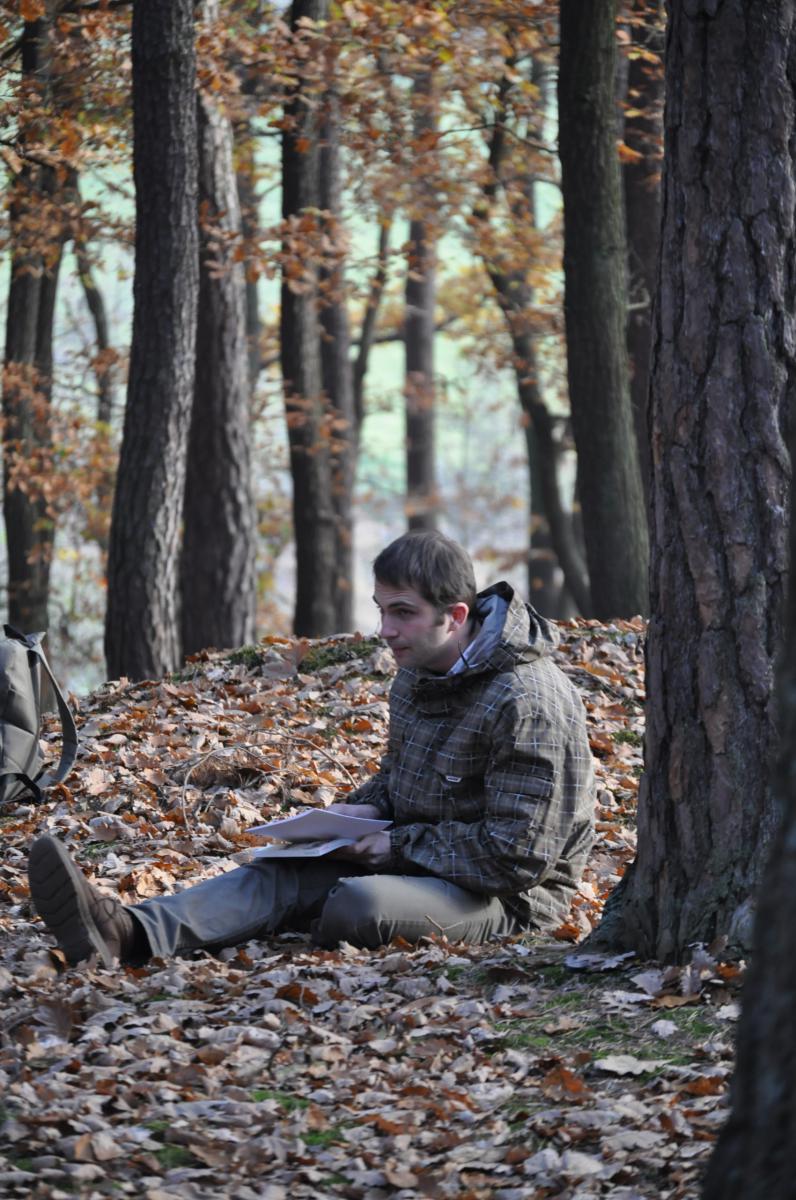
{"left": 28, "top": 530, "right": 595, "bottom": 967}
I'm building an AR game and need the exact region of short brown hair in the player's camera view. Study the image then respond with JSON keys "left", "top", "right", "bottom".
{"left": 373, "top": 531, "right": 477, "bottom": 613}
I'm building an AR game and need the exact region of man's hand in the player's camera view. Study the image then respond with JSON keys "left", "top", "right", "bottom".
{"left": 326, "top": 802, "right": 384, "bottom": 820}
{"left": 332, "top": 831, "right": 391, "bottom": 867}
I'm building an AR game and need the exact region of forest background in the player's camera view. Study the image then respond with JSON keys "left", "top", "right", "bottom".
{"left": 0, "top": 0, "right": 659, "bottom": 693}
{"left": 6, "top": 2, "right": 796, "bottom": 1193}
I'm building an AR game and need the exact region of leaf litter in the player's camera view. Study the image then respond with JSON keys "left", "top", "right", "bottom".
{"left": 0, "top": 621, "right": 739, "bottom": 1198}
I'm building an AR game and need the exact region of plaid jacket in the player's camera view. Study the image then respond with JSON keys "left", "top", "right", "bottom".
{"left": 348, "top": 582, "right": 595, "bottom": 929}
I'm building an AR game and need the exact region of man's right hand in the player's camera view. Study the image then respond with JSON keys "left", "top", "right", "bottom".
{"left": 326, "top": 802, "right": 384, "bottom": 820}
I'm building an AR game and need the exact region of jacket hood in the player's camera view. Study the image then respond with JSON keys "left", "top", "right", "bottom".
{"left": 465, "top": 581, "right": 559, "bottom": 674}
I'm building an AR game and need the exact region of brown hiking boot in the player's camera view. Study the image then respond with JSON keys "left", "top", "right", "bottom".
{"left": 28, "top": 834, "right": 136, "bottom": 967}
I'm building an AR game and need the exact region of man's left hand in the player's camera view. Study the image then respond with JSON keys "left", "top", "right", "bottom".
{"left": 332, "top": 831, "right": 391, "bottom": 867}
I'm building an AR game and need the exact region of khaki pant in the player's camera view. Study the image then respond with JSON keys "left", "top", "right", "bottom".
{"left": 130, "top": 858, "right": 520, "bottom": 957}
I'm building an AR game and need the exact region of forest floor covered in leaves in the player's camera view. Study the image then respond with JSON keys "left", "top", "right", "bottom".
{"left": 0, "top": 622, "right": 740, "bottom": 1199}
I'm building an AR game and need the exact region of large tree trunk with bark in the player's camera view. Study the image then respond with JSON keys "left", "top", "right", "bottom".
{"left": 3, "top": 12, "right": 61, "bottom": 633}
{"left": 320, "top": 90, "right": 355, "bottom": 631}
{"left": 281, "top": 0, "right": 336, "bottom": 637}
{"left": 624, "top": 0, "right": 664, "bottom": 506}
{"left": 104, "top": 0, "right": 199, "bottom": 680}
{"left": 405, "top": 71, "right": 438, "bottom": 532}
{"left": 593, "top": 0, "right": 792, "bottom": 962}
{"left": 181, "top": 8, "right": 256, "bottom": 658}
{"left": 181, "top": 87, "right": 256, "bottom": 653}
{"left": 558, "top": 0, "right": 649, "bottom": 619}
{"left": 702, "top": 19, "right": 796, "bottom": 1181}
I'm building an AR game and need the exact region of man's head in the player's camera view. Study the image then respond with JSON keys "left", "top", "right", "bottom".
{"left": 372, "top": 531, "right": 478, "bottom": 672}
{"left": 373, "top": 531, "right": 478, "bottom": 613}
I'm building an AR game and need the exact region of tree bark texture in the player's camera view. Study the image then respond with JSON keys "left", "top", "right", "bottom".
{"left": 595, "top": 0, "right": 794, "bottom": 961}
{"left": 104, "top": 0, "right": 198, "bottom": 680}
{"left": 2, "top": 14, "right": 61, "bottom": 633}
{"left": 624, "top": 0, "right": 664, "bottom": 507}
{"left": 281, "top": 0, "right": 337, "bottom": 637}
{"left": 320, "top": 90, "right": 356, "bottom": 631}
{"left": 181, "top": 33, "right": 257, "bottom": 658}
{"left": 559, "top": 0, "right": 649, "bottom": 619}
{"left": 404, "top": 71, "right": 438, "bottom": 533}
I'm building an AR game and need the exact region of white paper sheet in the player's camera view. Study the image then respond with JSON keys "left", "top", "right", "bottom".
{"left": 249, "top": 808, "right": 391, "bottom": 842}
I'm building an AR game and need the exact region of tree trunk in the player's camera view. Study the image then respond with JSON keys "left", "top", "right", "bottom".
{"left": 353, "top": 221, "right": 390, "bottom": 429}
{"left": 476, "top": 64, "right": 591, "bottom": 615}
{"left": 3, "top": 12, "right": 61, "bottom": 633}
{"left": 104, "top": 0, "right": 199, "bottom": 680}
{"left": 281, "top": 0, "right": 336, "bottom": 637}
{"left": 234, "top": 118, "right": 263, "bottom": 396}
{"left": 181, "top": 14, "right": 256, "bottom": 658}
{"left": 559, "top": 0, "right": 649, "bottom": 619}
{"left": 405, "top": 71, "right": 438, "bottom": 532}
{"left": 592, "top": 0, "right": 792, "bottom": 962}
{"left": 624, "top": 0, "right": 664, "bottom": 507}
{"left": 320, "top": 89, "right": 355, "bottom": 631}
{"left": 701, "top": 18, "right": 796, "bottom": 1184}
{"left": 72, "top": 175, "right": 116, "bottom": 554}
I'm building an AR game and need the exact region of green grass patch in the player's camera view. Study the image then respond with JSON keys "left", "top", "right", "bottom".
{"left": 251, "top": 1087, "right": 310, "bottom": 1111}
{"left": 301, "top": 638, "right": 381, "bottom": 672}
{"left": 612, "top": 729, "right": 643, "bottom": 747}
{"left": 302, "top": 1127, "right": 347, "bottom": 1147}
{"left": 155, "top": 1146, "right": 198, "bottom": 1170}
{"left": 9, "top": 1157, "right": 34, "bottom": 1173}
{"left": 226, "top": 645, "right": 266, "bottom": 670}
{"left": 82, "top": 840, "right": 121, "bottom": 858}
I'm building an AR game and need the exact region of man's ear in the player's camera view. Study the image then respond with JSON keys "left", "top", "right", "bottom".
{"left": 448, "top": 602, "right": 470, "bottom": 631}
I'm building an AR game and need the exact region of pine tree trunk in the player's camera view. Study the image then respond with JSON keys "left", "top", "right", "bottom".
{"left": 104, "top": 0, "right": 198, "bottom": 680}
{"left": 181, "top": 37, "right": 256, "bottom": 658}
{"left": 281, "top": 0, "right": 336, "bottom": 637}
{"left": 593, "top": 0, "right": 793, "bottom": 962}
{"left": 3, "top": 13, "right": 60, "bottom": 633}
{"left": 405, "top": 71, "right": 437, "bottom": 532}
{"left": 320, "top": 91, "right": 355, "bottom": 631}
{"left": 702, "top": 16, "right": 796, "bottom": 1179}
{"left": 558, "top": 0, "right": 649, "bottom": 619}
{"left": 624, "top": 0, "right": 664, "bottom": 507}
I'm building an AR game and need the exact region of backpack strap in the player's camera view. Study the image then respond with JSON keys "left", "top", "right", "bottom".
{"left": 4, "top": 626, "right": 78, "bottom": 789}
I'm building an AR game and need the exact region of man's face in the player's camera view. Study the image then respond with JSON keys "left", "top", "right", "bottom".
{"left": 373, "top": 581, "right": 470, "bottom": 673}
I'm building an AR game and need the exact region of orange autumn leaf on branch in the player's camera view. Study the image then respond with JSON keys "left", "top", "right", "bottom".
{"left": 20, "top": 0, "right": 46, "bottom": 19}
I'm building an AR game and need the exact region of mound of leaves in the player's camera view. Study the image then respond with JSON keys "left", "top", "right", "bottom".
{"left": 0, "top": 620, "right": 738, "bottom": 1199}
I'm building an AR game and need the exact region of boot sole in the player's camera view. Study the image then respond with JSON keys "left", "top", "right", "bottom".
{"left": 28, "top": 836, "right": 114, "bottom": 968}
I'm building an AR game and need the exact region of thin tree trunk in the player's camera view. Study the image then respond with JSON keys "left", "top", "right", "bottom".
{"left": 353, "top": 221, "right": 390, "bottom": 429}
{"left": 476, "top": 64, "right": 591, "bottom": 614}
{"left": 281, "top": 0, "right": 336, "bottom": 636}
{"left": 592, "top": 0, "right": 792, "bottom": 962}
{"left": 71, "top": 177, "right": 115, "bottom": 554}
{"left": 624, "top": 0, "right": 664, "bottom": 507}
{"left": 3, "top": 12, "right": 60, "bottom": 633}
{"left": 320, "top": 88, "right": 355, "bottom": 631}
{"left": 104, "top": 0, "right": 199, "bottom": 680}
{"left": 405, "top": 70, "right": 438, "bottom": 532}
{"left": 559, "top": 0, "right": 649, "bottom": 619}
{"left": 234, "top": 118, "right": 263, "bottom": 396}
{"left": 181, "top": 13, "right": 256, "bottom": 657}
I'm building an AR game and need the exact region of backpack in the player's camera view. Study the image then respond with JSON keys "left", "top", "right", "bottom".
{"left": 0, "top": 626, "right": 78, "bottom": 805}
